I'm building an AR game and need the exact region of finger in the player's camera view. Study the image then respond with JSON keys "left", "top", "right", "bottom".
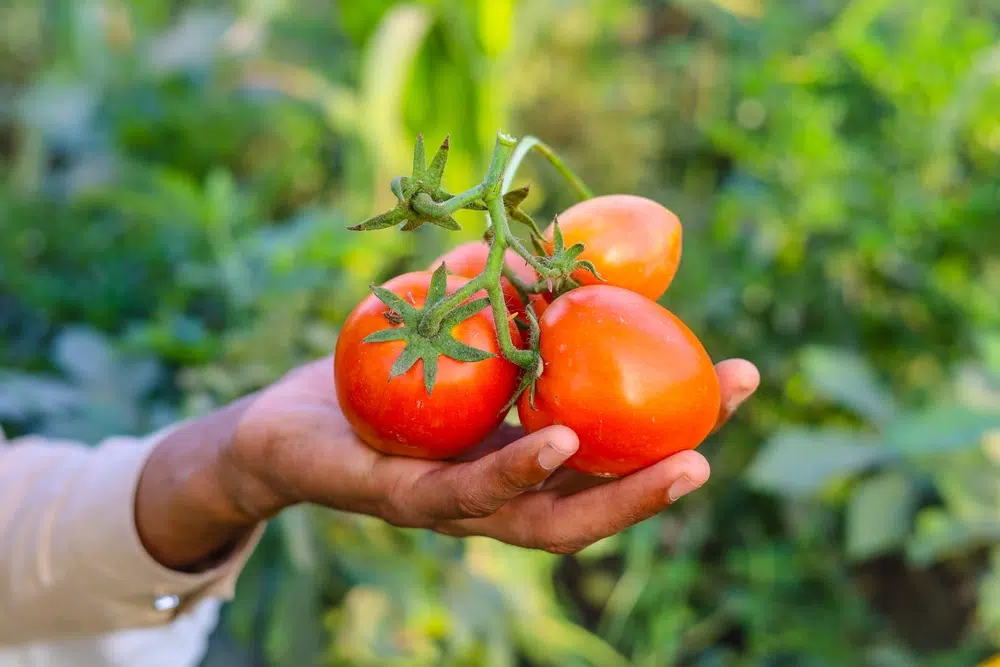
{"left": 529, "top": 450, "right": 710, "bottom": 553}
{"left": 712, "top": 358, "right": 760, "bottom": 432}
{"left": 402, "top": 425, "right": 579, "bottom": 522}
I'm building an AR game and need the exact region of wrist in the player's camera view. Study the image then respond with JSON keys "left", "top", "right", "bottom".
{"left": 135, "top": 396, "right": 276, "bottom": 571}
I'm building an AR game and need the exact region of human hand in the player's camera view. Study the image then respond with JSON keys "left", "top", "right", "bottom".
{"left": 136, "top": 356, "right": 759, "bottom": 569}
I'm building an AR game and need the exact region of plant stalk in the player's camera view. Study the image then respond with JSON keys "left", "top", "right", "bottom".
{"left": 502, "top": 135, "right": 594, "bottom": 201}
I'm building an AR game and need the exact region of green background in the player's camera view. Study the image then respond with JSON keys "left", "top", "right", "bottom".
{"left": 2, "top": 1, "right": 1000, "bottom": 665}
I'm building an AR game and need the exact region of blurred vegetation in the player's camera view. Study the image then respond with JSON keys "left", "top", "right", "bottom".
{"left": 2, "top": 0, "right": 1000, "bottom": 665}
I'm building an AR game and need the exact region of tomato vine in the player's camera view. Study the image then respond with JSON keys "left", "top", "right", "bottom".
{"left": 347, "top": 130, "right": 598, "bottom": 402}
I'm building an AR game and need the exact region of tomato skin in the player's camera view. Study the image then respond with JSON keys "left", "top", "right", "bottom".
{"left": 544, "top": 195, "right": 682, "bottom": 301}
{"left": 517, "top": 285, "right": 720, "bottom": 477}
{"left": 429, "top": 242, "right": 536, "bottom": 321}
{"left": 335, "top": 271, "right": 521, "bottom": 459}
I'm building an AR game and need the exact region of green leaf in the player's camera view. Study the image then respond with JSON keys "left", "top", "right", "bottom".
{"left": 845, "top": 471, "right": 917, "bottom": 562}
{"left": 435, "top": 336, "right": 494, "bottom": 363}
{"left": 906, "top": 508, "right": 1000, "bottom": 566}
{"left": 362, "top": 327, "right": 407, "bottom": 344}
{"left": 745, "top": 428, "right": 888, "bottom": 497}
{"left": 800, "top": 346, "right": 898, "bottom": 424}
{"left": 388, "top": 344, "right": 421, "bottom": 379}
{"left": 370, "top": 285, "right": 418, "bottom": 319}
{"left": 884, "top": 404, "right": 1000, "bottom": 456}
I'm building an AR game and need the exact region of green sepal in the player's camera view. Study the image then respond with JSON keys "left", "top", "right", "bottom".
{"left": 551, "top": 216, "right": 565, "bottom": 253}
{"left": 349, "top": 207, "right": 407, "bottom": 231}
{"left": 441, "top": 297, "right": 491, "bottom": 328}
{"left": 428, "top": 215, "right": 461, "bottom": 231}
{"left": 412, "top": 133, "right": 426, "bottom": 177}
{"left": 435, "top": 336, "right": 494, "bottom": 362}
{"left": 563, "top": 242, "right": 586, "bottom": 261}
{"left": 426, "top": 263, "right": 449, "bottom": 305}
{"left": 389, "top": 344, "right": 422, "bottom": 379}
{"left": 530, "top": 233, "right": 549, "bottom": 256}
{"left": 503, "top": 185, "right": 530, "bottom": 208}
{"left": 422, "top": 354, "right": 438, "bottom": 395}
{"left": 370, "top": 284, "right": 418, "bottom": 319}
{"left": 574, "top": 259, "right": 604, "bottom": 281}
{"left": 362, "top": 327, "right": 407, "bottom": 344}
{"left": 426, "top": 135, "right": 450, "bottom": 189}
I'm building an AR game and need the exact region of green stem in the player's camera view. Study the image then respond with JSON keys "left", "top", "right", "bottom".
{"left": 484, "top": 132, "right": 518, "bottom": 198}
{"left": 501, "top": 135, "right": 594, "bottom": 201}
{"left": 416, "top": 133, "right": 519, "bottom": 338}
{"left": 440, "top": 183, "right": 487, "bottom": 214}
{"left": 506, "top": 233, "right": 554, "bottom": 278}
{"left": 486, "top": 196, "right": 535, "bottom": 369}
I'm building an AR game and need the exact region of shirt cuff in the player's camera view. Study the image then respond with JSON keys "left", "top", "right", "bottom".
{"left": 60, "top": 428, "right": 265, "bottom": 622}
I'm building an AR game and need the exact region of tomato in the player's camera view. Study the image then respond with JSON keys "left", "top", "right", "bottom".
{"left": 429, "top": 241, "right": 537, "bottom": 321}
{"left": 517, "top": 285, "right": 720, "bottom": 477}
{"left": 335, "top": 271, "right": 521, "bottom": 459}
{"left": 543, "top": 194, "right": 682, "bottom": 301}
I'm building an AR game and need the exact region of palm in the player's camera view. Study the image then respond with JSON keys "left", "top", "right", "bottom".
{"left": 233, "top": 355, "right": 758, "bottom": 553}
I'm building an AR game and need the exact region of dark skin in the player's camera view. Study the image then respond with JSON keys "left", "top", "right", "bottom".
{"left": 135, "top": 356, "right": 760, "bottom": 570}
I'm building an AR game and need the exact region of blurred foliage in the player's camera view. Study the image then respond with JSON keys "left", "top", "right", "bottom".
{"left": 2, "top": 0, "right": 1000, "bottom": 665}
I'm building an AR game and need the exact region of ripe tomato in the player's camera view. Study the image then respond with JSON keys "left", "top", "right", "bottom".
{"left": 429, "top": 241, "right": 538, "bottom": 321}
{"left": 517, "top": 285, "right": 720, "bottom": 477}
{"left": 335, "top": 271, "right": 521, "bottom": 459}
{"left": 543, "top": 194, "right": 682, "bottom": 301}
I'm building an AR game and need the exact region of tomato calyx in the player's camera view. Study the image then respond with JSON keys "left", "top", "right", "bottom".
{"left": 363, "top": 264, "right": 497, "bottom": 396}
{"left": 531, "top": 217, "right": 605, "bottom": 299}
{"left": 349, "top": 134, "right": 477, "bottom": 233}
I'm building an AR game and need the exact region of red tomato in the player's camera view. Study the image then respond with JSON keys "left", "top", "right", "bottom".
{"left": 518, "top": 285, "right": 720, "bottom": 477}
{"left": 543, "top": 194, "right": 682, "bottom": 301}
{"left": 335, "top": 271, "right": 521, "bottom": 459}
{"left": 429, "top": 242, "right": 536, "bottom": 321}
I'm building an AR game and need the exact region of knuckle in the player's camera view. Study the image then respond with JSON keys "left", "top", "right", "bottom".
{"left": 496, "top": 463, "right": 530, "bottom": 493}
{"left": 455, "top": 487, "right": 499, "bottom": 518}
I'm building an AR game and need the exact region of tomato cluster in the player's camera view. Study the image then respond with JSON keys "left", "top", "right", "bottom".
{"left": 334, "top": 194, "right": 721, "bottom": 477}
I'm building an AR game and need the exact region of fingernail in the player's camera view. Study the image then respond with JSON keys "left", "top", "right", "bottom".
{"left": 538, "top": 441, "right": 576, "bottom": 470}
{"left": 725, "top": 386, "right": 755, "bottom": 414}
{"left": 667, "top": 474, "right": 702, "bottom": 502}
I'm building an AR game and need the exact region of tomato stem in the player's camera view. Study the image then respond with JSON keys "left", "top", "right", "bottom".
{"left": 485, "top": 195, "right": 537, "bottom": 369}
{"left": 502, "top": 135, "right": 595, "bottom": 201}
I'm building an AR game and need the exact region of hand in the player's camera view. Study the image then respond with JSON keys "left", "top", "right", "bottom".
{"left": 136, "top": 357, "right": 759, "bottom": 569}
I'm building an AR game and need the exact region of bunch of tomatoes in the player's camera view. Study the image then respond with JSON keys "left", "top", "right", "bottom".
{"left": 335, "top": 184, "right": 721, "bottom": 478}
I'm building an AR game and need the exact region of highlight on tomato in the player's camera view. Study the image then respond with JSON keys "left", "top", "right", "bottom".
{"left": 518, "top": 284, "right": 720, "bottom": 477}
{"left": 543, "top": 194, "right": 682, "bottom": 301}
{"left": 334, "top": 271, "right": 521, "bottom": 460}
